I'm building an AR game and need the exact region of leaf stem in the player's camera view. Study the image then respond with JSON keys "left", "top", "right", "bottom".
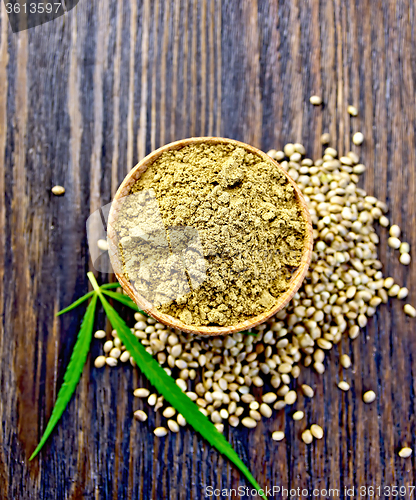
{"left": 87, "top": 272, "right": 101, "bottom": 293}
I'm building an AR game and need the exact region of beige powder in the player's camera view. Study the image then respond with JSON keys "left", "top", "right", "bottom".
{"left": 115, "top": 142, "right": 305, "bottom": 326}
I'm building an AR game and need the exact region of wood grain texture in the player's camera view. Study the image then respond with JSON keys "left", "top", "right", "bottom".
{"left": 0, "top": 0, "right": 416, "bottom": 498}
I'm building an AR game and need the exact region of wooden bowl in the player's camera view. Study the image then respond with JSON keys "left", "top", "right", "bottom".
{"left": 107, "top": 137, "right": 313, "bottom": 336}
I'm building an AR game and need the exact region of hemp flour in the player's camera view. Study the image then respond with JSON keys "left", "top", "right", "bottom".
{"left": 114, "top": 142, "right": 306, "bottom": 326}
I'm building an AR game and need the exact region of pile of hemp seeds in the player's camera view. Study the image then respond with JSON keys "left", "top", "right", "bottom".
{"left": 93, "top": 101, "right": 415, "bottom": 458}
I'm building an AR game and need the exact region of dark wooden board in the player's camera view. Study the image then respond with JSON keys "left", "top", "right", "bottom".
{"left": 1, "top": 0, "right": 416, "bottom": 498}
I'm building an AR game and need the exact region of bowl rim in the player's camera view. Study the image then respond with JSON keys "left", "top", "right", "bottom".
{"left": 107, "top": 136, "right": 313, "bottom": 336}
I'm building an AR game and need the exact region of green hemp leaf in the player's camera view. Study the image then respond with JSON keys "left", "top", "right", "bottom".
{"left": 29, "top": 273, "right": 267, "bottom": 500}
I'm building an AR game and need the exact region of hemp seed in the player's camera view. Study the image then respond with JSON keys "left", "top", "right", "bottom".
{"left": 272, "top": 431, "right": 285, "bottom": 441}
{"left": 400, "top": 253, "right": 411, "bottom": 265}
{"left": 134, "top": 388, "right": 150, "bottom": 398}
{"left": 134, "top": 410, "right": 148, "bottom": 422}
{"left": 398, "top": 447, "right": 412, "bottom": 459}
{"left": 94, "top": 330, "right": 106, "bottom": 339}
{"left": 388, "top": 237, "right": 401, "bottom": 249}
{"left": 293, "top": 411, "right": 304, "bottom": 421}
{"left": 301, "top": 429, "right": 313, "bottom": 444}
{"left": 51, "top": 185, "right": 65, "bottom": 195}
{"left": 301, "top": 384, "right": 314, "bottom": 398}
{"left": 241, "top": 417, "right": 257, "bottom": 429}
{"left": 389, "top": 225, "right": 401, "bottom": 238}
{"left": 94, "top": 356, "right": 106, "bottom": 368}
{"left": 310, "top": 424, "right": 324, "bottom": 439}
{"left": 154, "top": 427, "right": 168, "bottom": 437}
{"left": 340, "top": 354, "right": 351, "bottom": 369}
{"left": 167, "top": 419, "right": 180, "bottom": 433}
{"left": 347, "top": 105, "right": 358, "bottom": 116}
{"left": 310, "top": 95, "right": 323, "bottom": 105}
{"left": 338, "top": 381, "right": 350, "bottom": 392}
{"left": 404, "top": 304, "right": 416, "bottom": 318}
{"left": 352, "top": 132, "right": 364, "bottom": 145}
{"left": 320, "top": 133, "right": 330, "bottom": 144}
{"left": 363, "top": 390, "right": 376, "bottom": 404}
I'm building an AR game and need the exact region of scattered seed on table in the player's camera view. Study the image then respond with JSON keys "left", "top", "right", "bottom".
{"left": 400, "top": 242, "right": 410, "bottom": 253}
{"left": 163, "top": 407, "right": 176, "bottom": 418}
{"left": 103, "top": 340, "right": 113, "bottom": 353}
{"left": 352, "top": 132, "right": 364, "bottom": 145}
{"left": 310, "top": 95, "right": 322, "bottom": 105}
{"left": 242, "top": 417, "right": 257, "bottom": 429}
{"left": 94, "top": 330, "right": 106, "bottom": 339}
{"left": 283, "top": 143, "right": 295, "bottom": 157}
{"left": 293, "top": 411, "right": 304, "bottom": 421}
{"left": 320, "top": 133, "right": 330, "bottom": 144}
{"left": 273, "top": 400, "right": 287, "bottom": 411}
{"left": 340, "top": 354, "right": 351, "bottom": 369}
{"left": 284, "top": 390, "right": 297, "bottom": 405}
{"left": 398, "top": 287, "right": 409, "bottom": 300}
{"left": 363, "top": 390, "right": 376, "bottom": 403}
{"left": 105, "top": 357, "right": 117, "bottom": 367}
{"left": 134, "top": 410, "right": 148, "bottom": 422}
{"left": 249, "top": 410, "right": 261, "bottom": 421}
{"left": 215, "top": 423, "right": 224, "bottom": 433}
{"left": 347, "top": 151, "right": 359, "bottom": 163}
{"left": 358, "top": 314, "right": 367, "bottom": 328}
{"left": 109, "top": 347, "right": 121, "bottom": 359}
{"left": 272, "top": 431, "right": 285, "bottom": 442}
{"left": 404, "top": 304, "right": 416, "bottom": 318}
{"left": 338, "top": 381, "right": 350, "bottom": 392}
{"left": 299, "top": 385, "right": 313, "bottom": 399}
{"left": 147, "top": 393, "right": 157, "bottom": 406}
{"left": 384, "top": 277, "right": 395, "bottom": 289}
{"left": 220, "top": 408, "right": 229, "bottom": 419}
{"left": 120, "top": 350, "right": 130, "bottom": 363}
{"left": 310, "top": 424, "right": 324, "bottom": 439}
{"left": 398, "top": 447, "right": 412, "bottom": 458}
{"left": 317, "top": 338, "right": 332, "bottom": 350}
{"left": 260, "top": 404, "right": 273, "bottom": 418}
{"left": 51, "top": 185, "right": 65, "bottom": 195}
{"left": 94, "top": 356, "right": 106, "bottom": 368}
{"left": 347, "top": 105, "right": 358, "bottom": 116}
{"left": 262, "top": 392, "right": 277, "bottom": 404}
{"left": 94, "top": 133, "right": 414, "bottom": 436}
{"left": 294, "top": 143, "right": 306, "bottom": 154}
{"left": 154, "top": 427, "right": 168, "bottom": 437}
{"left": 389, "top": 225, "right": 401, "bottom": 238}
{"left": 400, "top": 253, "right": 411, "bottom": 265}
{"left": 324, "top": 147, "right": 337, "bottom": 157}
{"left": 176, "top": 379, "right": 187, "bottom": 392}
{"left": 229, "top": 416, "right": 239, "bottom": 427}
{"left": 177, "top": 414, "right": 186, "bottom": 426}
{"left": 388, "top": 237, "right": 401, "bottom": 249}
{"left": 167, "top": 419, "right": 180, "bottom": 433}
{"left": 301, "top": 429, "right": 313, "bottom": 444}
{"left": 379, "top": 215, "right": 389, "bottom": 227}
{"left": 134, "top": 388, "right": 150, "bottom": 398}
{"left": 388, "top": 284, "right": 400, "bottom": 297}
{"left": 154, "top": 399, "right": 164, "bottom": 412}
{"left": 97, "top": 239, "right": 109, "bottom": 251}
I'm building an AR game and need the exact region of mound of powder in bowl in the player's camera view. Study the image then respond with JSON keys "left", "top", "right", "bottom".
{"left": 114, "top": 142, "right": 306, "bottom": 326}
